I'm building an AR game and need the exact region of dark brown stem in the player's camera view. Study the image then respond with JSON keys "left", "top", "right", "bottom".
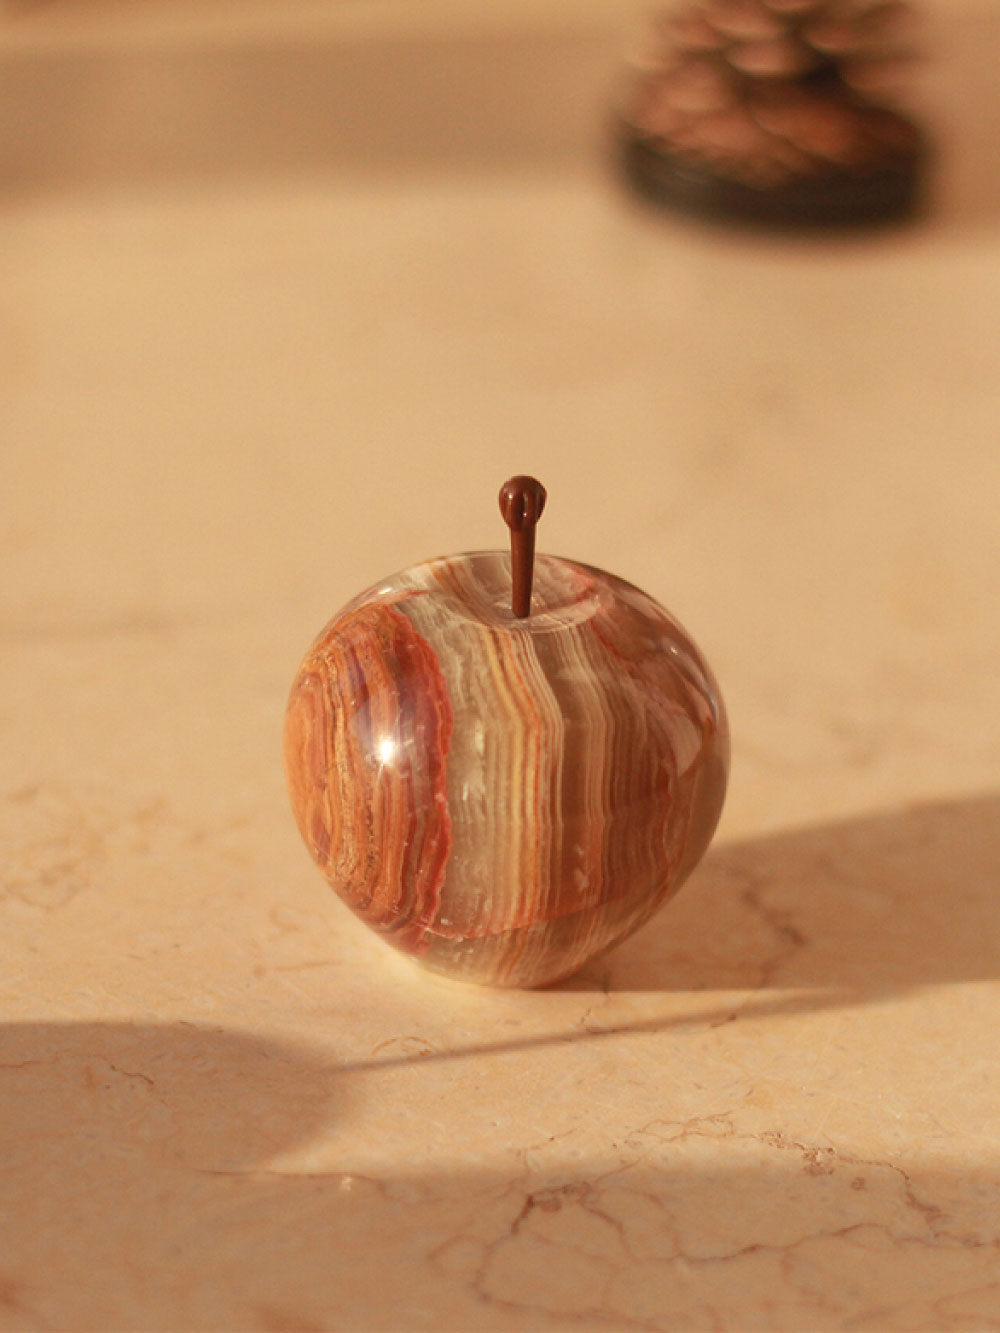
{"left": 498, "top": 476, "right": 547, "bottom": 618}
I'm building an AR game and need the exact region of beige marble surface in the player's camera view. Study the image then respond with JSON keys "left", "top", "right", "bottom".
{"left": 3, "top": 3, "right": 1000, "bottom": 1329}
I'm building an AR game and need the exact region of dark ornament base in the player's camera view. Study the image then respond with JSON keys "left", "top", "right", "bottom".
{"left": 619, "top": 122, "right": 928, "bottom": 230}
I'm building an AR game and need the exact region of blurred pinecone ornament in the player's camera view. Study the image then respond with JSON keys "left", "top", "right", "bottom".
{"left": 620, "top": 0, "right": 929, "bottom": 226}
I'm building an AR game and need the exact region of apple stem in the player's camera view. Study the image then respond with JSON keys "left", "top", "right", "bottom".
{"left": 498, "top": 476, "right": 547, "bottom": 618}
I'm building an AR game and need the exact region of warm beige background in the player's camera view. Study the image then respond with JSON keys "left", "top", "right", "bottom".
{"left": 2, "top": 2, "right": 1000, "bottom": 1330}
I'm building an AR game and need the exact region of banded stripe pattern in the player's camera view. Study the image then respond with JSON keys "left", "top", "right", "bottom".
{"left": 284, "top": 552, "right": 728, "bottom": 987}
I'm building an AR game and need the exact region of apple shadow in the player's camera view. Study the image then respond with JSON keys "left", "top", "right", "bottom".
{"left": 2, "top": 1019, "right": 998, "bottom": 1330}
{"left": 3, "top": 785, "right": 999, "bottom": 1329}
{"left": 561, "top": 791, "right": 1000, "bottom": 999}
{"left": 257, "top": 793, "right": 1000, "bottom": 1083}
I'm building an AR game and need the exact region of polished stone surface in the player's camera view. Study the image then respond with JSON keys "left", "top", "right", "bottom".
{"left": 285, "top": 552, "right": 728, "bottom": 986}
{"left": 2, "top": 1, "right": 1000, "bottom": 1328}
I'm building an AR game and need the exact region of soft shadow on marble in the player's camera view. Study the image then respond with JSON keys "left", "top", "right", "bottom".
{"left": 0, "top": 1022, "right": 341, "bottom": 1171}
{"left": 2, "top": 1022, "right": 997, "bottom": 1332}
{"left": 313, "top": 792, "right": 1000, "bottom": 1076}
{"left": 565, "top": 790, "right": 1000, "bottom": 997}
{"left": 4, "top": 798, "right": 1000, "bottom": 1330}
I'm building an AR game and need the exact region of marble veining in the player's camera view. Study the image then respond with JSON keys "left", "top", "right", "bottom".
{"left": 6, "top": 103, "right": 1000, "bottom": 1330}
{"left": 285, "top": 551, "right": 728, "bottom": 986}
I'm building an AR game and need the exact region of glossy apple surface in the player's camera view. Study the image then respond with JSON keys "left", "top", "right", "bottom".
{"left": 285, "top": 550, "right": 728, "bottom": 987}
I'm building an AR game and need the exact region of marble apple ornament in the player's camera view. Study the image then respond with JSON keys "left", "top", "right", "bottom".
{"left": 284, "top": 477, "right": 729, "bottom": 987}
